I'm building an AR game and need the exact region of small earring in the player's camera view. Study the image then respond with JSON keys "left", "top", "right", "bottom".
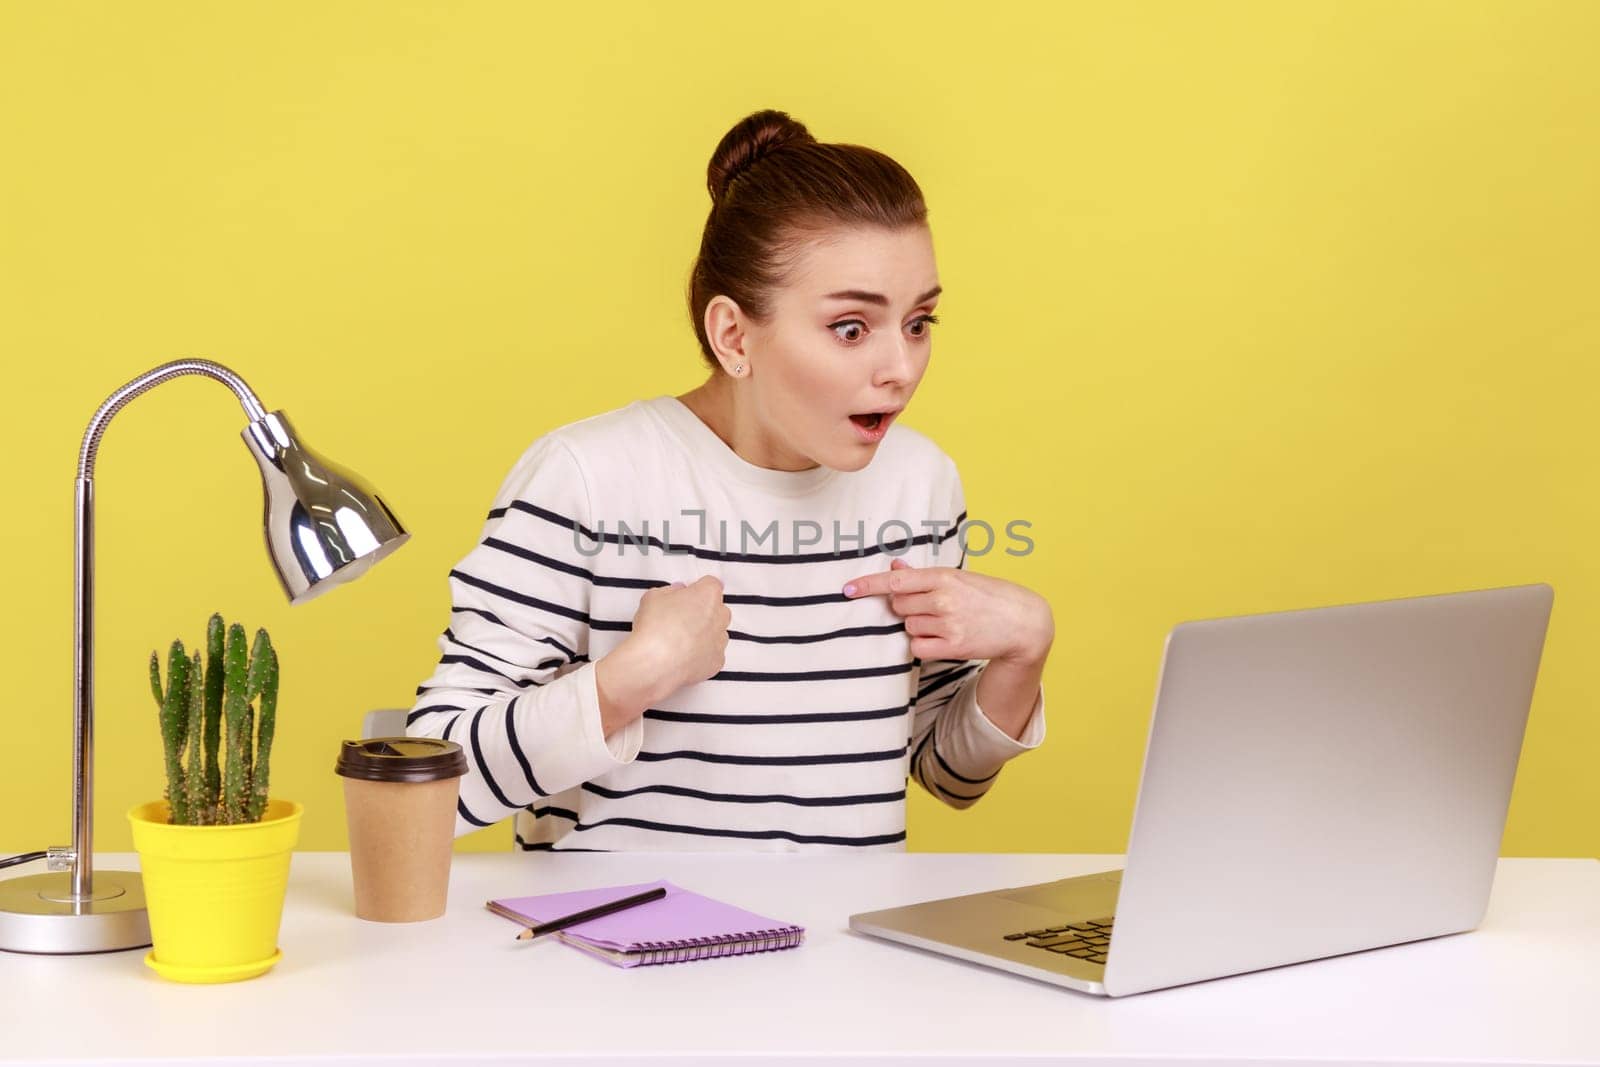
{"left": 732, "top": 363, "right": 744, "bottom": 375}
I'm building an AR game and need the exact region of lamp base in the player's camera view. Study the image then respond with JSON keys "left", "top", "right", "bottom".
{"left": 0, "top": 870, "right": 151, "bottom": 954}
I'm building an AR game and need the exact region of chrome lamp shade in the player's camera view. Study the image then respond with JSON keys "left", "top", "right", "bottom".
{"left": 245, "top": 410, "right": 410, "bottom": 605}
{"left": 0, "top": 359, "right": 407, "bottom": 955}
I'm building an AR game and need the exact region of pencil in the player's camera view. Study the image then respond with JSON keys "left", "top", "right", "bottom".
{"left": 508, "top": 885, "right": 668, "bottom": 941}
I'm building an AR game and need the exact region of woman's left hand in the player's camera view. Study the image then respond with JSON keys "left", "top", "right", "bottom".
{"left": 843, "top": 558, "right": 1054, "bottom": 666}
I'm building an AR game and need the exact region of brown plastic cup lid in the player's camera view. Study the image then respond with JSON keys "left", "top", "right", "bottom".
{"left": 335, "top": 737, "right": 468, "bottom": 783}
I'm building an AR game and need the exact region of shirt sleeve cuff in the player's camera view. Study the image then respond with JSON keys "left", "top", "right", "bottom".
{"left": 583, "top": 660, "right": 644, "bottom": 764}
{"left": 952, "top": 668, "right": 1046, "bottom": 768}
{"left": 513, "top": 661, "right": 641, "bottom": 793}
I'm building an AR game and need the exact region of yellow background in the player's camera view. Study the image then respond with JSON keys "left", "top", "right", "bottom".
{"left": 0, "top": 1, "right": 1593, "bottom": 858}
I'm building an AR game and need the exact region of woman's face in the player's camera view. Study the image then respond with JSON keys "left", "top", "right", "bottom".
{"left": 720, "top": 223, "right": 940, "bottom": 473}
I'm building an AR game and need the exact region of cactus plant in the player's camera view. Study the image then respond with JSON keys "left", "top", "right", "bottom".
{"left": 203, "top": 613, "right": 224, "bottom": 812}
{"left": 154, "top": 642, "right": 191, "bottom": 824}
{"left": 246, "top": 629, "right": 278, "bottom": 822}
{"left": 148, "top": 613, "right": 281, "bottom": 826}
{"left": 183, "top": 648, "right": 207, "bottom": 825}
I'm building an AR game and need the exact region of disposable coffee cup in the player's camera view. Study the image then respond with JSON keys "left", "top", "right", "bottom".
{"left": 335, "top": 737, "right": 469, "bottom": 923}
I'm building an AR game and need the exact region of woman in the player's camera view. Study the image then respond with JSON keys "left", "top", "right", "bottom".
{"left": 407, "top": 109, "right": 1055, "bottom": 851}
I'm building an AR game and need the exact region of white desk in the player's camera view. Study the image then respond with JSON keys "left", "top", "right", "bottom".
{"left": 1, "top": 852, "right": 1596, "bottom": 1066}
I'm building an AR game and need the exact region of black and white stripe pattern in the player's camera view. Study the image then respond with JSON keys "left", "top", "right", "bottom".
{"left": 407, "top": 397, "right": 1044, "bottom": 851}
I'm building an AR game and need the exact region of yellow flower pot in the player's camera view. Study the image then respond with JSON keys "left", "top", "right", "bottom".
{"left": 127, "top": 798, "right": 303, "bottom": 983}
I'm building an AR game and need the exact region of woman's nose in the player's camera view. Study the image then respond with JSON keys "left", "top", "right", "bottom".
{"left": 873, "top": 337, "right": 916, "bottom": 387}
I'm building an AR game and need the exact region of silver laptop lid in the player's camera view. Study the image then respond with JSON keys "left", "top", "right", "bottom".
{"left": 1103, "top": 582, "right": 1553, "bottom": 997}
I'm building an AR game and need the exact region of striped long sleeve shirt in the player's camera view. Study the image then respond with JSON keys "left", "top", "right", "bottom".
{"left": 406, "top": 395, "right": 1046, "bottom": 850}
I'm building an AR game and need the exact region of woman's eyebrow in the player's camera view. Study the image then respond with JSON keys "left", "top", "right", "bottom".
{"left": 822, "top": 285, "right": 942, "bottom": 307}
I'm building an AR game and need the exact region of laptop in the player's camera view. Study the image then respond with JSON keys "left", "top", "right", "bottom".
{"left": 850, "top": 583, "right": 1554, "bottom": 997}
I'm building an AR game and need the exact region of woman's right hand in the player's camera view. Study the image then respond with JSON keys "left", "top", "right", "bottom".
{"left": 632, "top": 576, "right": 731, "bottom": 692}
{"left": 596, "top": 576, "right": 730, "bottom": 735}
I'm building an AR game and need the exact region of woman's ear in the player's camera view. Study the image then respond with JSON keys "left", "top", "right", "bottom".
{"left": 704, "top": 295, "right": 749, "bottom": 375}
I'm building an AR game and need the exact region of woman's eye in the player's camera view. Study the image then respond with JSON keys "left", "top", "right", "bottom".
{"left": 830, "top": 314, "right": 939, "bottom": 344}
{"left": 829, "top": 320, "right": 866, "bottom": 343}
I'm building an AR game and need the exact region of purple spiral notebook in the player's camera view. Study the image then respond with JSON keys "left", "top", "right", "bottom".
{"left": 485, "top": 879, "right": 806, "bottom": 968}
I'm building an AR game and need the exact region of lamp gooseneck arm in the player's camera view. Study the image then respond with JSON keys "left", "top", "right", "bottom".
{"left": 71, "top": 360, "right": 269, "bottom": 901}
{"left": 78, "top": 360, "right": 268, "bottom": 480}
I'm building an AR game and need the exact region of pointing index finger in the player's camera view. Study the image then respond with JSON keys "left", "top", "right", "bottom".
{"left": 842, "top": 558, "right": 931, "bottom": 598}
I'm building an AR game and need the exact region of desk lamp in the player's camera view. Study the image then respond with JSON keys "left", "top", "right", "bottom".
{"left": 0, "top": 359, "right": 409, "bottom": 954}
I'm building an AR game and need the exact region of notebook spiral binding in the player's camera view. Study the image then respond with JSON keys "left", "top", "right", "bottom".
{"left": 564, "top": 926, "right": 805, "bottom": 965}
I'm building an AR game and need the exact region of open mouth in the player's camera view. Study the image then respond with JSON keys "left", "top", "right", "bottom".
{"left": 848, "top": 408, "right": 899, "bottom": 441}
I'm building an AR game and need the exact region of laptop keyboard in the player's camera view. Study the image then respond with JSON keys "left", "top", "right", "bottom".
{"left": 1003, "top": 916, "right": 1114, "bottom": 964}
